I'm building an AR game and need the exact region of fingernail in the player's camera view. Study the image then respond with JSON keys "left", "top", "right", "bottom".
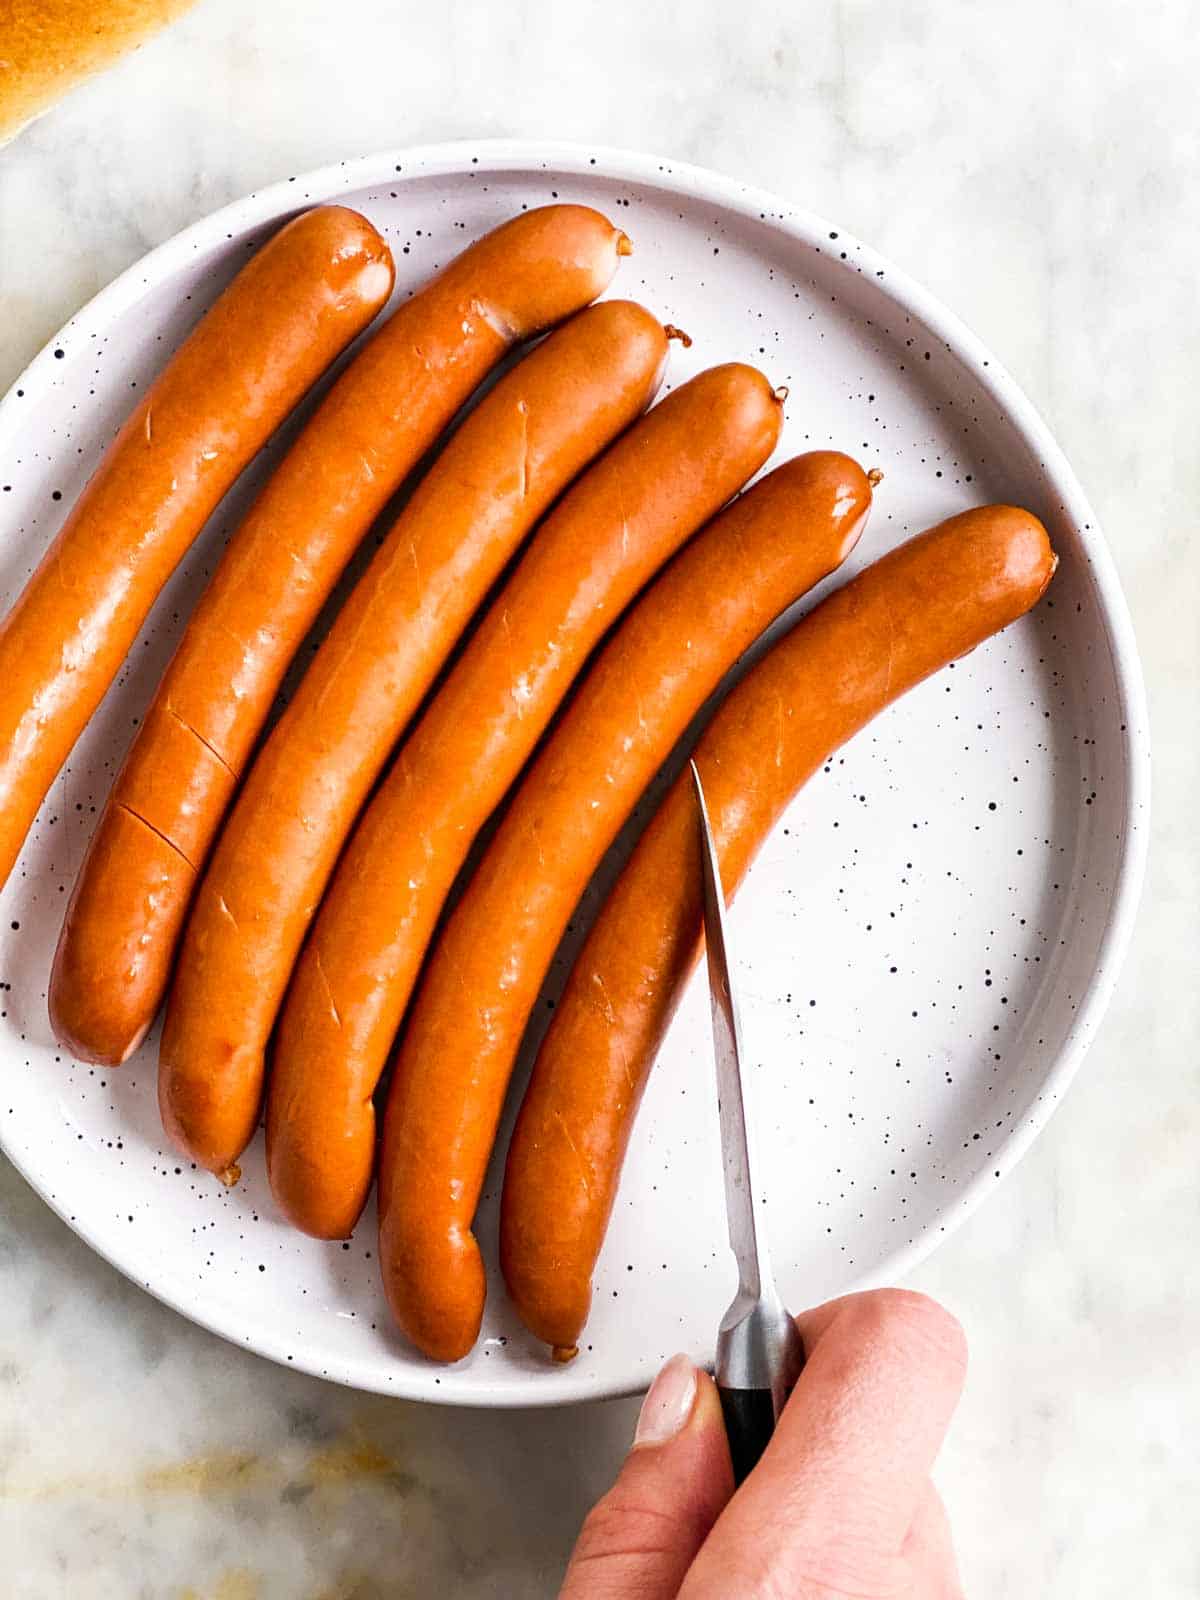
{"left": 634, "top": 1354, "right": 697, "bottom": 1448}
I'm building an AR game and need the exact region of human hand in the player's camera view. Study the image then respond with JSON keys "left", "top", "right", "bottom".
{"left": 561, "top": 1289, "right": 967, "bottom": 1598}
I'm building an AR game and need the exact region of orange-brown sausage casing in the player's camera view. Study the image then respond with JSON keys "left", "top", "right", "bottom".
{"left": 501, "top": 505, "right": 1058, "bottom": 1357}
{"left": 267, "top": 361, "right": 789, "bottom": 1241}
{"left": 378, "top": 449, "right": 874, "bottom": 1363}
{"left": 49, "top": 204, "right": 631, "bottom": 1066}
{"left": 159, "top": 300, "right": 664, "bottom": 1180}
{"left": 0, "top": 205, "right": 394, "bottom": 896}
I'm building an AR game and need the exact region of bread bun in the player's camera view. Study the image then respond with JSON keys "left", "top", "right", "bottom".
{"left": 1, "top": 0, "right": 198, "bottom": 145}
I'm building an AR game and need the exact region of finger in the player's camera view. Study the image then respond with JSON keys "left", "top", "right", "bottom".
{"left": 560, "top": 1354, "right": 734, "bottom": 1599}
{"left": 678, "top": 1289, "right": 967, "bottom": 1599}
{"left": 902, "top": 1481, "right": 964, "bottom": 1598}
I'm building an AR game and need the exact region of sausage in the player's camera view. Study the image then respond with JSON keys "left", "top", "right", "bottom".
{"left": 49, "top": 203, "right": 631, "bottom": 1066}
{"left": 0, "top": 205, "right": 394, "bottom": 895}
{"left": 500, "top": 505, "right": 1057, "bottom": 1359}
{"left": 158, "top": 298, "right": 666, "bottom": 1179}
{"left": 267, "top": 360, "right": 781, "bottom": 1241}
{"left": 377, "top": 448, "right": 873, "bottom": 1362}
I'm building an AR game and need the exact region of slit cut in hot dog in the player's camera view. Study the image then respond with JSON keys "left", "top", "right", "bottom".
{"left": 500, "top": 505, "right": 1057, "bottom": 1360}
{"left": 377, "top": 448, "right": 873, "bottom": 1364}
{"left": 267, "top": 360, "right": 783, "bottom": 1241}
{"left": 0, "top": 205, "right": 395, "bottom": 895}
{"left": 159, "top": 298, "right": 668, "bottom": 1180}
{"left": 50, "top": 203, "right": 631, "bottom": 1066}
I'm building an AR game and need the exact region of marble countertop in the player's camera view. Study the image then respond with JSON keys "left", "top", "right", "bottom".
{"left": 1, "top": 1, "right": 1196, "bottom": 1594}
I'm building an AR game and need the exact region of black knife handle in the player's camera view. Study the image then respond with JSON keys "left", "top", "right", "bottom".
{"left": 718, "top": 1385, "right": 778, "bottom": 1485}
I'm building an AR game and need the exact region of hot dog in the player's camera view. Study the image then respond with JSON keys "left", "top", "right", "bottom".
{"left": 49, "top": 204, "right": 631, "bottom": 1066}
{"left": 0, "top": 205, "right": 394, "bottom": 895}
{"left": 500, "top": 505, "right": 1057, "bottom": 1359}
{"left": 377, "top": 448, "right": 873, "bottom": 1363}
{"left": 267, "top": 360, "right": 780, "bottom": 1241}
{"left": 159, "top": 299, "right": 666, "bottom": 1179}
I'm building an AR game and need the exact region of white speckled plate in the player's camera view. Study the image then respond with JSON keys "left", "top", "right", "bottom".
{"left": 0, "top": 141, "right": 1148, "bottom": 1406}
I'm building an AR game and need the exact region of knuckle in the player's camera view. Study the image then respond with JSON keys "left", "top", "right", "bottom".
{"left": 571, "top": 1491, "right": 680, "bottom": 1568}
{"left": 844, "top": 1288, "right": 968, "bottom": 1377}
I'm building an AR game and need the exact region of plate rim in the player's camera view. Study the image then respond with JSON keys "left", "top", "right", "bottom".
{"left": 0, "top": 137, "right": 1150, "bottom": 1407}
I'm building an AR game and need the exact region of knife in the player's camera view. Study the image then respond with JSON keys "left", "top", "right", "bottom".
{"left": 691, "top": 761, "right": 806, "bottom": 1484}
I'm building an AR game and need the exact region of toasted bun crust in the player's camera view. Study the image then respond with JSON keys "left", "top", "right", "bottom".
{"left": 0, "top": 0, "right": 198, "bottom": 144}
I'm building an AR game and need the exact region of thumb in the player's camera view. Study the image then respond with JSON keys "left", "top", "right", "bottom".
{"left": 560, "top": 1354, "right": 734, "bottom": 1599}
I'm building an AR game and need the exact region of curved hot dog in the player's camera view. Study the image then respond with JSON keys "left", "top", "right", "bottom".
{"left": 267, "top": 360, "right": 779, "bottom": 1241}
{"left": 501, "top": 505, "right": 1057, "bottom": 1358}
{"left": 378, "top": 448, "right": 872, "bottom": 1363}
{"left": 159, "top": 299, "right": 665, "bottom": 1179}
{"left": 50, "top": 203, "right": 630, "bottom": 1066}
{"left": 0, "top": 205, "right": 394, "bottom": 895}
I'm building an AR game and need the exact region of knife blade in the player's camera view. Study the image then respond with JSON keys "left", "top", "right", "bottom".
{"left": 691, "top": 761, "right": 805, "bottom": 1482}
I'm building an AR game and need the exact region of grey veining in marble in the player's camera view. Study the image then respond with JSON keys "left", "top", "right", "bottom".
{"left": 1, "top": 1, "right": 1197, "bottom": 1595}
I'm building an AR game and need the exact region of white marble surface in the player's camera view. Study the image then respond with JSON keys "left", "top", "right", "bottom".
{"left": 0, "top": 1, "right": 1196, "bottom": 1595}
